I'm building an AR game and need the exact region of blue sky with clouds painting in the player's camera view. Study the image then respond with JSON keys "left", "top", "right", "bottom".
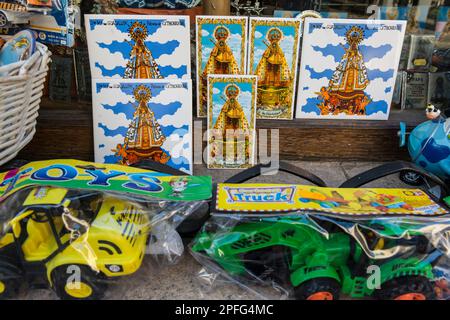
{"left": 297, "top": 19, "right": 405, "bottom": 120}
{"left": 86, "top": 15, "right": 190, "bottom": 79}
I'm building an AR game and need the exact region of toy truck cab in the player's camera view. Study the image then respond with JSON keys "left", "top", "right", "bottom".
{"left": 0, "top": 186, "right": 151, "bottom": 299}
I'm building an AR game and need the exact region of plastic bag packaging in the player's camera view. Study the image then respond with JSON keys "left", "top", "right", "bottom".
{"left": 0, "top": 160, "right": 212, "bottom": 300}
{"left": 190, "top": 182, "right": 450, "bottom": 300}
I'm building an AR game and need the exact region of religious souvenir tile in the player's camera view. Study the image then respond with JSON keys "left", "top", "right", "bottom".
{"left": 92, "top": 79, "right": 193, "bottom": 174}
{"left": 49, "top": 55, "right": 73, "bottom": 102}
{"left": 207, "top": 75, "right": 257, "bottom": 169}
{"left": 248, "top": 17, "right": 301, "bottom": 119}
{"left": 296, "top": 18, "right": 406, "bottom": 120}
{"left": 435, "top": 6, "right": 450, "bottom": 46}
{"left": 196, "top": 16, "right": 248, "bottom": 117}
{"left": 85, "top": 15, "right": 191, "bottom": 79}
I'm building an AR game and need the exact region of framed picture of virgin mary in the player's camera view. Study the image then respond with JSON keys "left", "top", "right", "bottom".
{"left": 207, "top": 75, "right": 257, "bottom": 169}
{"left": 296, "top": 18, "right": 406, "bottom": 120}
{"left": 248, "top": 17, "right": 301, "bottom": 119}
{"left": 85, "top": 15, "right": 191, "bottom": 80}
{"left": 196, "top": 16, "right": 248, "bottom": 117}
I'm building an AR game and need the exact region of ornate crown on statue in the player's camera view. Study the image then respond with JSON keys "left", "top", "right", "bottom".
{"left": 225, "top": 84, "right": 240, "bottom": 99}
{"left": 214, "top": 26, "right": 230, "bottom": 41}
{"left": 134, "top": 85, "right": 152, "bottom": 103}
{"left": 267, "top": 27, "right": 283, "bottom": 43}
{"left": 346, "top": 26, "right": 364, "bottom": 46}
{"left": 129, "top": 22, "right": 148, "bottom": 42}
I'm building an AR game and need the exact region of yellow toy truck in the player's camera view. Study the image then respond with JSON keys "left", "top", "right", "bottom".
{"left": 0, "top": 186, "right": 151, "bottom": 299}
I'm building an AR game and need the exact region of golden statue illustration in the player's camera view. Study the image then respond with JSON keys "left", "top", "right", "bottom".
{"left": 201, "top": 26, "right": 241, "bottom": 114}
{"left": 210, "top": 84, "right": 251, "bottom": 165}
{"left": 124, "top": 22, "right": 163, "bottom": 79}
{"left": 255, "top": 27, "right": 292, "bottom": 112}
{"left": 316, "top": 26, "right": 371, "bottom": 116}
{"left": 114, "top": 85, "right": 170, "bottom": 166}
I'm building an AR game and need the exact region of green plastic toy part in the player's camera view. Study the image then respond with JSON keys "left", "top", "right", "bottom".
{"left": 192, "top": 217, "right": 437, "bottom": 300}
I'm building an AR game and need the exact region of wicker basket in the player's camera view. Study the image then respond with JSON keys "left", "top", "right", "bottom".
{"left": 0, "top": 42, "right": 51, "bottom": 166}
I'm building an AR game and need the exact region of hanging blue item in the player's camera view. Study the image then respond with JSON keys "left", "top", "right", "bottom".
{"left": 398, "top": 104, "right": 450, "bottom": 185}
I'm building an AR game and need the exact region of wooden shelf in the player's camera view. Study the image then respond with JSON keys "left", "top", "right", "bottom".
{"left": 17, "top": 98, "right": 421, "bottom": 162}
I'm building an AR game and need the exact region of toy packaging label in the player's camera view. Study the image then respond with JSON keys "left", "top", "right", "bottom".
{"left": 214, "top": 183, "right": 449, "bottom": 215}
{"left": 248, "top": 17, "right": 301, "bottom": 120}
{"left": 30, "top": 0, "right": 77, "bottom": 47}
{"left": 296, "top": 18, "right": 406, "bottom": 120}
{"left": 85, "top": 14, "right": 191, "bottom": 80}
{"left": 196, "top": 16, "right": 248, "bottom": 117}
{"left": 0, "top": 160, "right": 211, "bottom": 202}
{"left": 207, "top": 75, "right": 257, "bottom": 169}
{"left": 92, "top": 79, "right": 193, "bottom": 174}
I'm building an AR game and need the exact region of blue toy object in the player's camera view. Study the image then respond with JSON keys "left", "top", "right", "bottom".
{"left": 399, "top": 104, "right": 450, "bottom": 185}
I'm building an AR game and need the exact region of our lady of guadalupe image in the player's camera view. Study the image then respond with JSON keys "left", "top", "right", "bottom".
{"left": 317, "top": 26, "right": 371, "bottom": 116}
{"left": 124, "top": 22, "right": 163, "bottom": 79}
{"left": 114, "top": 85, "right": 170, "bottom": 165}
{"left": 255, "top": 27, "right": 293, "bottom": 117}
{"left": 209, "top": 82, "right": 254, "bottom": 168}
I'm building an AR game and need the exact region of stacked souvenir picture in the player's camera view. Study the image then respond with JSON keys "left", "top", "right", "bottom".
{"left": 296, "top": 18, "right": 406, "bottom": 120}
{"left": 196, "top": 16, "right": 248, "bottom": 117}
{"left": 85, "top": 15, "right": 193, "bottom": 174}
{"left": 207, "top": 75, "right": 257, "bottom": 169}
{"left": 248, "top": 17, "right": 301, "bottom": 119}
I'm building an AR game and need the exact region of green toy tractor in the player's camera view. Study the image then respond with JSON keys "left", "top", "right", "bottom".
{"left": 192, "top": 217, "right": 440, "bottom": 300}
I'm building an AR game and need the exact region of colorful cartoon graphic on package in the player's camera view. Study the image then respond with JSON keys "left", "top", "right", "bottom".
{"left": 0, "top": 159, "right": 211, "bottom": 202}
{"left": 196, "top": 16, "right": 248, "bottom": 117}
{"left": 215, "top": 183, "right": 448, "bottom": 216}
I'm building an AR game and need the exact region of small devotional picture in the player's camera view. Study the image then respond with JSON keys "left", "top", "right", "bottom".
{"left": 196, "top": 16, "right": 248, "bottom": 117}
{"left": 85, "top": 15, "right": 191, "bottom": 79}
{"left": 296, "top": 18, "right": 406, "bottom": 120}
{"left": 207, "top": 75, "right": 257, "bottom": 169}
{"left": 92, "top": 79, "right": 193, "bottom": 174}
{"left": 248, "top": 17, "right": 301, "bottom": 119}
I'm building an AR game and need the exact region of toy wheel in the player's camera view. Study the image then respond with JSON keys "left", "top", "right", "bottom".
{"left": 51, "top": 265, "right": 108, "bottom": 300}
{"left": 0, "top": 12, "right": 7, "bottom": 28}
{"left": 377, "top": 276, "right": 435, "bottom": 300}
{"left": 0, "top": 278, "right": 20, "bottom": 299}
{"left": 399, "top": 170, "right": 424, "bottom": 186}
{"left": 294, "top": 278, "right": 340, "bottom": 300}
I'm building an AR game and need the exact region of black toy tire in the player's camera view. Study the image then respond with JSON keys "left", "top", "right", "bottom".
{"left": 0, "top": 278, "right": 20, "bottom": 299}
{"left": 51, "top": 265, "right": 108, "bottom": 300}
{"left": 399, "top": 170, "right": 424, "bottom": 186}
{"left": 376, "top": 276, "right": 436, "bottom": 300}
{"left": 294, "top": 277, "right": 341, "bottom": 300}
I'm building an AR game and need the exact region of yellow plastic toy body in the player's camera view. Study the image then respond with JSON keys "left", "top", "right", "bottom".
{"left": 0, "top": 186, "right": 151, "bottom": 299}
